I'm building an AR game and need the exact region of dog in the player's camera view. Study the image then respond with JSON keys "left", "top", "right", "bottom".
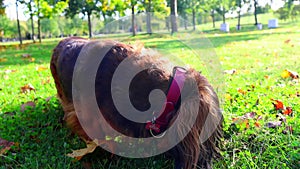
{"left": 50, "top": 37, "right": 223, "bottom": 169}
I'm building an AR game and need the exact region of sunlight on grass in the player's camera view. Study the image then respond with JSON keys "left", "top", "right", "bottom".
{"left": 0, "top": 19, "right": 299, "bottom": 168}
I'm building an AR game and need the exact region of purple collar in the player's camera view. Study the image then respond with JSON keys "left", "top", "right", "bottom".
{"left": 146, "top": 67, "right": 187, "bottom": 133}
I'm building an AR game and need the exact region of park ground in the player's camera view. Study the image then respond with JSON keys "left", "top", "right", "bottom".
{"left": 0, "top": 14, "right": 300, "bottom": 168}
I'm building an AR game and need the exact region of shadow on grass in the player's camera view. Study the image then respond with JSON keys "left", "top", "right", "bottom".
{"left": 0, "top": 96, "right": 174, "bottom": 169}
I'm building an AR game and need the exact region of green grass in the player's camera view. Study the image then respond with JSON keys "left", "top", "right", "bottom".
{"left": 0, "top": 16, "right": 300, "bottom": 168}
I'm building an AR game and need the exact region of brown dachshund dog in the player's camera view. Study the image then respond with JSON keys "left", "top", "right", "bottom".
{"left": 50, "top": 37, "right": 223, "bottom": 169}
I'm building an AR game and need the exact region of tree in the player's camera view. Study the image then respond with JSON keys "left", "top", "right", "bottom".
{"left": 216, "top": 0, "right": 235, "bottom": 24}
{"left": 66, "top": 0, "right": 98, "bottom": 38}
{"left": 139, "top": 0, "right": 168, "bottom": 34}
{"left": 20, "top": 0, "right": 35, "bottom": 42}
{"left": 16, "top": 0, "right": 22, "bottom": 45}
{"left": 235, "top": 0, "right": 249, "bottom": 29}
{"left": 275, "top": 1, "right": 300, "bottom": 20}
{"left": 253, "top": 0, "right": 258, "bottom": 25}
{"left": 170, "top": 0, "right": 177, "bottom": 33}
{"left": 31, "top": 0, "right": 68, "bottom": 42}
{"left": 0, "top": 0, "right": 5, "bottom": 15}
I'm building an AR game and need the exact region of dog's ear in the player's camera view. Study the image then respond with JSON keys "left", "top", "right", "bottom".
{"left": 169, "top": 69, "right": 222, "bottom": 169}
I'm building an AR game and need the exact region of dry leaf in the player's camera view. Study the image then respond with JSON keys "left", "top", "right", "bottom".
{"left": 4, "top": 69, "right": 17, "bottom": 74}
{"left": 21, "top": 101, "right": 36, "bottom": 112}
{"left": 225, "top": 94, "right": 232, "bottom": 100}
{"left": 243, "top": 112, "right": 256, "bottom": 119}
{"left": 22, "top": 54, "right": 32, "bottom": 58}
{"left": 282, "top": 126, "right": 293, "bottom": 134}
{"left": 281, "top": 69, "right": 299, "bottom": 79}
{"left": 237, "top": 88, "right": 247, "bottom": 95}
{"left": 224, "top": 69, "right": 236, "bottom": 75}
{"left": 21, "top": 84, "right": 35, "bottom": 93}
{"left": 266, "top": 121, "right": 282, "bottom": 128}
{"left": 271, "top": 99, "right": 284, "bottom": 110}
{"left": 36, "top": 66, "right": 48, "bottom": 71}
{"left": 67, "top": 141, "right": 98, "bottom": 160}
{"left": 0, "top": 138, "right": 15, "bottom": 155}
{"left": 283, "top": 107, "right": 293, "bottom": 116}
{"left": 254, "top": 121, "right": 261, "bottom": 128}
{"left": 284, "top": 39, "right": 291, "bottom": 44}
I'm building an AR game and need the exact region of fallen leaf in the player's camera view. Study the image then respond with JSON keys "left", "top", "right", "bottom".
{"left": 276, "top": 113, "right": 286, "bottom": 123}
{"left": 21, "top": 101, "right": 36, "bottom": 112}
{"left": 224, "top": 69, "right": 236, "bottom": 75}
{"left": 243, "top": 112, "right": 256, "bottom": 119}
{"left": 4, "top": 69, "right": 17, "bottom": 74}
{"left": 271, "top": 99, "right": 284, "bottom": 110}
{"left": 36, "top": 66, "right": 48, "bottom": 71}
{"left": 237, "top": 88, "right": 247, "bottom": 95}
{"left": 281, "top": 69, "right": 299, "bottom": 79}
{"left": 283, "top": 107, "right": 293, "bottom": 116}
{"left": 67, "top": 141, "right": 98, "bottom": 160}
{"left": 22, "top": 54, "right": 32, "bottom": 58}
{"left": 254, "top": 121, "right": 261, "bottom": 128}
{"left": 21, "top": 84, "right": 35, "bottom": 93}
{"left": 41, "top": 77, "right": 51, "bottom": 85}
{"left": 225, "top": 94, "right": 232, "bottom": 100}
{"left": 266, "top": 121, "right": 282, "bottom": 128}
{"left": 282, "top": 126, "right": 293, "bottom": 134}
{"left": 284, "top": 39, "right": 291, "bottom": 44}
{"left": 0, "top": 138, "right": 15, "bottom": 155}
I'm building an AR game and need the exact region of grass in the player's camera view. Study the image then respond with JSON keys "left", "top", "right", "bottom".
{"left": 0, "top": 14, "right": 300, "bottom": 168}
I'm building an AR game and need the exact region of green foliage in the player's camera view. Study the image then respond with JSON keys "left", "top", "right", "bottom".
{"left": 276, "top": 4, "right": 300, "bottom": 20}
{"left": 0, "top": 0, "right": 5, "bottom": 15}
{"left": 0, "top": 15, "right": 18, "bottom": 38}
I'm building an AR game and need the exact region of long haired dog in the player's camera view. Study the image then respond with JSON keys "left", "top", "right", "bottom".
{"left": 50, "top": 37, "right": 223, "bottom": 169}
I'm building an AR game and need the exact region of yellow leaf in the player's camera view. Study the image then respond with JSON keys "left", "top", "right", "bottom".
{"left": 281, "top": 69, "right": 291, "bottom": 78}
{"left": 36, "top": 66, "right": 48, "bottom": 71}
{"left": 225, "top": 94, "right": 232, "bottom": 100}
{"left": 67, "top": 141, "right": 98, "bottom": 160}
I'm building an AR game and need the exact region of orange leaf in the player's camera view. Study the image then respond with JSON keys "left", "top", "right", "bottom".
{"left": 254, "top": 121, "right": 261, "bottom": 128}
{"left": 20, "top": 84, "right": 35, "bottom": 93}
{"left": 237, "top": 88, "right": 247, "bottom": 95}
{"left": 283, "top": 107, "right": 293, "bottom": 115}
{"left": 271, "top": 99, "right": 284, "bottom": 110}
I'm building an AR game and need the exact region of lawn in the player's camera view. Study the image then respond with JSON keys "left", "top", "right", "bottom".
{"left": 0, "top": 18, "right": 299, "bottom": 168}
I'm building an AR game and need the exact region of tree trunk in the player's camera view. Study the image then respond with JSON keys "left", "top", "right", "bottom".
{"left": 146, "top": 0, "right": 152, "bottom": 34}
{"left": 87, "top": 12, "right": 92, "bottom": 38}
{"left": 146, "top": 13, "right": 152, "bottom": 34}
{"left": 211, "top": 10, "right": 215, "bottom": 28}
{"left": 16, "top": 1, "right": 22, "bottom": 45}
{"left": 254, "top": 0, "right": 258, "bottom": 25}
{"left": 30, "top": 0, "right": 35, "bottom": 43}
{"left": 184, "top": 15, "right": 188, "bottom": 30}
{"left": 192, "top": 9, "right": 196, "bottom": 31}
{"left": 37, "top": 18, "right": 41, "bottom": 42}
{"left": 37, "top": 0, "right": 41, "bottom": 43}
{"left": 237, "top": 0, "right": 242, "bottom": 30}
{"left": 170, "top": 0, "right": 178, "bottom": 34}
{"left": 131, "top": 5, "right": 136, "bottom": 36}
{"left": 222, "top": 10, "right": 226, "bottom": 24}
